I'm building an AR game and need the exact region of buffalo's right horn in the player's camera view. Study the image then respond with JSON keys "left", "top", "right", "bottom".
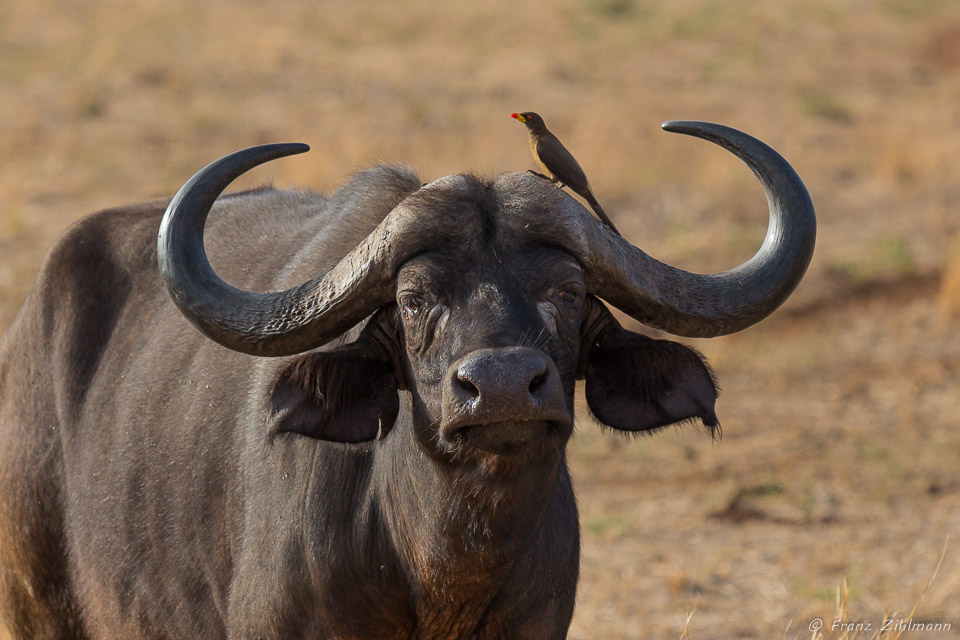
{"left": 158, "top": 144, "right": 413, "bottom": 357}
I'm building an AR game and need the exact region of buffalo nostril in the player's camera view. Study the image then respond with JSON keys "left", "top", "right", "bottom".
{"left": 442, "top": 348, "right": 569, "bottom": 434}
{"left": 455, "top": 369, "right": 481, "bottom": 400}
{"left": 528, "top": 369, "right": 548, "bottom": 398}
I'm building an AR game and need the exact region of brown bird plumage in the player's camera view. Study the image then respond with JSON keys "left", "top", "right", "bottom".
{"left": 511, "top": 111, "right": 621, "bottom": 235}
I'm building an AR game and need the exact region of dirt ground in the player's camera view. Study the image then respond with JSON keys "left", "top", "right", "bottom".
{"left": 2, "top": 0, "right": 959, "bottom": 638}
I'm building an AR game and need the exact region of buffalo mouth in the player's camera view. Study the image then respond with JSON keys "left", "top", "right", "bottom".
{"left": 446, "top": 418, "right": 572, "bottom": 454}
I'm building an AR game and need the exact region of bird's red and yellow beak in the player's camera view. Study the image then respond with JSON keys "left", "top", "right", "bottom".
{"left": 510, "top": 112, "right": 527, "bottom": 123}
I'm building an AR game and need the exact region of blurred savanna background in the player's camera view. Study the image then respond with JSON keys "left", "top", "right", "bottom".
{"left": 2, "top": 0, "right": 959, "bottom": 637}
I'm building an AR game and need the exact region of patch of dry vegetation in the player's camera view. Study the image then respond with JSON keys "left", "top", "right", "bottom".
{"left": 2, "top": 0, "right": 960, "bottom": 638}
{"left": 938, "top": 234, "right": 960, "bottom": 319}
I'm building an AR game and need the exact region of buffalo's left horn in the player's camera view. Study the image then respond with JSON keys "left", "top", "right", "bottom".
{"left": 567, "top": 121, "right": 816, "bottom": 337}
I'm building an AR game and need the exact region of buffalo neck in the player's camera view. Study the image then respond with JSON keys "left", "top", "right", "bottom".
{"left": 370, "top": 413, "right": 568, "bottom": 635}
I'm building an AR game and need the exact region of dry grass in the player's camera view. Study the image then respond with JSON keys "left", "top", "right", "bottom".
{"left": 938, "top": 234, "right": 960, "bottom": 319}
{"left": 2, "top": 0, "right": 960, "bottom": 637}
{"left": 799, "top": 540, "right": 948, "bottom": 640}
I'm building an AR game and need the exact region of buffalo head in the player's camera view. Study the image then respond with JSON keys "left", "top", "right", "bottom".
{"left": 157, "top": 121, "right": 815, "bottom": 466}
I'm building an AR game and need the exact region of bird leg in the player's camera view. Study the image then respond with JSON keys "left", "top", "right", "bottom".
{"left": 524, "top": 170, "right": 566, "bottom": 190}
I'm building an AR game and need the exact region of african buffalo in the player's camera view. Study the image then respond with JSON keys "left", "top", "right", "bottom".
{"left": 0, "top": 121, "right": 815, "bottom": 639}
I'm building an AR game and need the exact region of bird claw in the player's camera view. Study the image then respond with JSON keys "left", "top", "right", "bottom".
{"left": 524, "top": 170, "right": 567, "bottom": 191}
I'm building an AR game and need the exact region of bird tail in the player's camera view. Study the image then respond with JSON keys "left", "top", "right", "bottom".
{"left": 584, "top": 193, "right": 621, "bottom": 236}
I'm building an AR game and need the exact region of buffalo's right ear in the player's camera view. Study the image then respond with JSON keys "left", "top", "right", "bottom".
{"left": 268, "top": 324, "right": 400, "bottom": 444}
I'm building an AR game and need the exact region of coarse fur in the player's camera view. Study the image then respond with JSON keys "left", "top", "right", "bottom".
{"left": 0, "top": 166, "right": 718, "bottom": 639}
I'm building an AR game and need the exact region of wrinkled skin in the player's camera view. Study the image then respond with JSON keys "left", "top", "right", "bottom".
{"left": 0, "top": 169, "right": 717, "bottom": 639}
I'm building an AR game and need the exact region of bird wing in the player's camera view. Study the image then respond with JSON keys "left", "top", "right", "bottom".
{"left": 536, "top": 135, "right": 590, "bottom": 194}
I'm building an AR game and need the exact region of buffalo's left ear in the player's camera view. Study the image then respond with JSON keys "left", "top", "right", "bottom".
{"left": 268, "top": 320, "right": 400, "bottom": 444}
{"left": 584, "top": 321, "right": 719, "bottom": 435}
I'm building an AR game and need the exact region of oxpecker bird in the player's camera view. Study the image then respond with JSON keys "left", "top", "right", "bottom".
{"left": 511, "top": 111, "right": 621, "bottom": 235}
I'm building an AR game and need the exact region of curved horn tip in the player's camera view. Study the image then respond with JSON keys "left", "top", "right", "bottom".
{"left": 227, "top": 142, "right": 311, "bottom": 164}
{"left": 257, "top": 142, "right": 310, "bottom": 156}
{"left": 660, "top": 120, "right": 721, "bottom": 136}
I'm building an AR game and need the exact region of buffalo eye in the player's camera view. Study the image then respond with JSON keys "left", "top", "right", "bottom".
{"left": 402, "top": 294, "right": 425, "bottom": 316}
{"left": 556, "top": 281, "right": 584, "bottom": 309}
{"left": 559, "top": 289, "right": 579, "bottom": 307}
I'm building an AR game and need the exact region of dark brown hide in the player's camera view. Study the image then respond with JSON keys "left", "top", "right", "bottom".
{"left": 0, "top": 124, "right": 814, "bottom": 639}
